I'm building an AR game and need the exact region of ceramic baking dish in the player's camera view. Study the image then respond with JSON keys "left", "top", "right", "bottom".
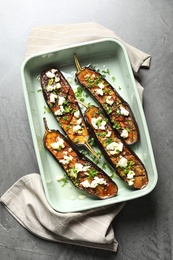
{"left": 21, "top": 38, "right": 158, "bottom": 212}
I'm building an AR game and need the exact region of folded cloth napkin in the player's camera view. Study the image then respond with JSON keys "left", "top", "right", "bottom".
{"left": 0, "top": 22, "right": 151, "bottom": 252}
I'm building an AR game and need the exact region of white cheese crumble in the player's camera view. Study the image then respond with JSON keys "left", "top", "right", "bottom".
{"left": 127, "top": 170, "right": 135, "bottom": 179}
{"left": 120, "top": 106, "right": 129, "bottom": 116}
{"left": 98, "top": 82, "right": 105, "bottom": 89}
{"left": 106, "top": 142, "right": 123, "bottom": 155}
{"left": 91, "top": 117, "right": 107, "bottom": 130}
{"left": 120, "top": 129, "right": 129, "bottom": 138}
{"left": 46, "top": 71, "right": 55, "bottom": 78}
{"left": 54, "top": 105, "right": 64, "bottom": 116}
{"left": 73, "top": 124, "right": 82, "bottom": 133}
{"left": 106, "top": 130, "right": 112, "bottom": 137}
{"left": 74, "top": 163, "right": 90, "bottom": 172}
{"left": 74, "top": 110, "right": 80, "bottom": 118}
{"left": 51, "top": 69, "right": 58, "bottom": 74}
{"left": 117, "top": 157, "right": 128, "bottom": 167}
{"left": 46, "top": 85, "right": 54, "bottom": 92}
{"left": 51, "top": 137, "right": 65, "bottom": 150}
{"left": 105, "top": 96, "right": 114, "bottom": 106}
{"left": 46, "top": 83, "right": 61, "bottom": 92}
{"left": 96, "top": 88, "right": 104, "bottom": 96}
{"left": 50, "top": 93, "right": 58, "bottom": 103}
{"left": 55, "top": 76, "right": 60, "bottom": 82}
{"left": 128, "top": 179, "right": 135, "bottom": 186}
{"left": 58, "top": 96, "right": 66, "bottom": 106}
{"left": 76, "top": 118, "right": 82, "bottom": 125}
{"left": 55, "top": 82, "right": 61, "bottom": 89}
{"left": 81, "top": 176, "right": 107, "bottom": 188}
{"left": 59, "top": 155, "right": 73, "bottom": 165}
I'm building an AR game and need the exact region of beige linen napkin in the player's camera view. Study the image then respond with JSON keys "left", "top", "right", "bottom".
{"left": 0, "top": 22, "right": 151, "bottom": 252}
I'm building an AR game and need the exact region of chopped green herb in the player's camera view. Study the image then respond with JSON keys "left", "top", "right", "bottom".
{"left": 57, "top": 175, "right": 69, "bottom": 187}
{"left": 88, "top": 168, "right": 98, "bottom": 179}
{"left": 111, "top": 76, "right": 116, "bottom": 82}
{"left": 44, "top": 106, "right": 51, "bottom": 114}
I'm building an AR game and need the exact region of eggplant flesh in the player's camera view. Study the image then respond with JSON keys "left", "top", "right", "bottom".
{"left": 43, "top": 118, "right": 118, "bottom": 199}
{"left": 75, "top": 66, "right": 139, "bottom": 145}
{"left": 84, "top": 105, "right": 148, "bottom": 189}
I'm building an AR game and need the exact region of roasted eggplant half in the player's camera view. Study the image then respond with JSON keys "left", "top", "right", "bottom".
{"left": 74, "top": 53, "right": 139, "bottom": 145}
{"left": 84, "top": 105, "right": 148, "bottom": 189}
{"left": 40, "top": 68, "right": 98, "bottom": 157}
{"left": 43, "top": 118, "right": 118, "bottom": 199}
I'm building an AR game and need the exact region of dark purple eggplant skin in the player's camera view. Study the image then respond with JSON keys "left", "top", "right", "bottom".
{"left": 84, "top": 105, "right": 148, "bottom": 190}
{"left": 75, "top": 66, "right": 140, "bottom": 145}
{"left": 43, "top": 118, "right": 118, "bottom": 199}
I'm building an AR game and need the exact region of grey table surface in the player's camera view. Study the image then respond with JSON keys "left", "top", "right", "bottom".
{"left": 0, "top": 0, "right": 173, "bottom": 259}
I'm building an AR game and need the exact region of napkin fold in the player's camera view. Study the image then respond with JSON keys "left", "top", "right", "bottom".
{"left": 0, "top": 22, "right": 151, "bottom": 252}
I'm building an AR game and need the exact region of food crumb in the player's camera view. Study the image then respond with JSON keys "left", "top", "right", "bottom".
{"left": 78, "top": 194, "right": 86, "bottom": 200}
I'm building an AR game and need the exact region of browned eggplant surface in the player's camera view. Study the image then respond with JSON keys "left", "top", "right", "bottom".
{"left": 74, "top": 54, "right": 139, "bottom": 145}
{"left": 85, "top": 105, "right": 148, "bottom": 189}
{"left": 41, "top": 68, "right": 98, "bottom": 157}
{"left": 43, "top": 118, "right": 118, "bottom": 199}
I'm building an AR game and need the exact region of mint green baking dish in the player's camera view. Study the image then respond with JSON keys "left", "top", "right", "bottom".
{"left": 21, "top": 38, "right": 158, "bottom": 212}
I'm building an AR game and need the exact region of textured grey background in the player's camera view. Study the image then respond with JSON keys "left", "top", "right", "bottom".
{"left": 0, "top": 0, "right": 173, "bottom": 259}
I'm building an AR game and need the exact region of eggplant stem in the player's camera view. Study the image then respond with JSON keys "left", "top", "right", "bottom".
{"left": 74, "top": 53, "right": 84, "bottom": 73}
{"left": 85, "top": 142, "right": 100, "bottom": 158}
{"left": 43, "top": 117, "right": 49, "bottom": 133}
{"left": 75, "top": 99, "right": 88, "bottom": 108}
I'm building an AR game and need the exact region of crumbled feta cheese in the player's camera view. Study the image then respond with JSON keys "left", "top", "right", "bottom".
{"left": 98, "top": 82, "right": 105, "bottom": 89}
{"left": 78, "top": 194, "right": 86, "bottom": 200}
{"left": 128, "top": 179, "right": 135, "bottom": 186}
{"left": 117, "top": 157, "right": 128, "bottom": 167}
{"left": 106, "top": 96, "right": 114, "bottom": 105}
{"left": 46, "top": 71, "right": 55, "bottom": 78}
{"left": 55, "top": 76, "right": 60, "bottom": 82}
{"left": 50, "top": 93, "right": 58, "bottom": 103}
{"left": 68, "top": 169, "right": 77, "bottom": 179}
{"left": 106, "top": 142, "right": 123, "bottom": 154}
{"left": 91, "top": 117, "right": 107, "bottom": 130}
{"left": 74, "top": 163, "right": 90, "bottom": 173}
{"left": 51, "top": 69, "right": 57, "bottom": 74}
{"left": 46, "top": 85, "right": 54, "bottom": 92}
{"left": 90, "top": 177, "right": 107, "bottom": 188}
{"left": 74, "top": 110, "right": 80, "bottom": 119}
{"left": 106, "top": 130, "right": 112, "bottom": 137}
{"left": 81, "top": 176, "right": 107, "bottom": 188}
{"left": 55, "top": 82, "right": 61, "bottom": 89}
{"left": 127, "top": 170, "right": 135, "bottom": 179}
{"left": 54, "top": 105, "right": 64, "bottom": 116}
{"left": 58, "top": 96, "right": 66, "bottom": 106}
{"left": 51, "top": 137, "right": 65, "bottom": 150}
{"left": 82, "top": 165, "right": 91, "bottom": 172}
{"left": 76, "top": 118, "right": 82, "bottom": 125}
{"left": 96, "top": 88, "right": 104, "bottom": 96}
{"left": 81, "top": 179, "right": 90, "bottom": 188}
{"left": 120, "top": 106, "right": 129, "bottom": 116}
{"left": 46, "top": 83, "right": 61, "bottom": 92}
{"left": 73, "top": 124, "right": 82, "bottom": 133}
{"left": 59, "top": 155, "right": 73, "bottom": 165}
{"left": 121, "top": 129, "right": 129, "bottom": 138}
{"left": 75, "top": 163, "right": 84, "bottom": 172}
